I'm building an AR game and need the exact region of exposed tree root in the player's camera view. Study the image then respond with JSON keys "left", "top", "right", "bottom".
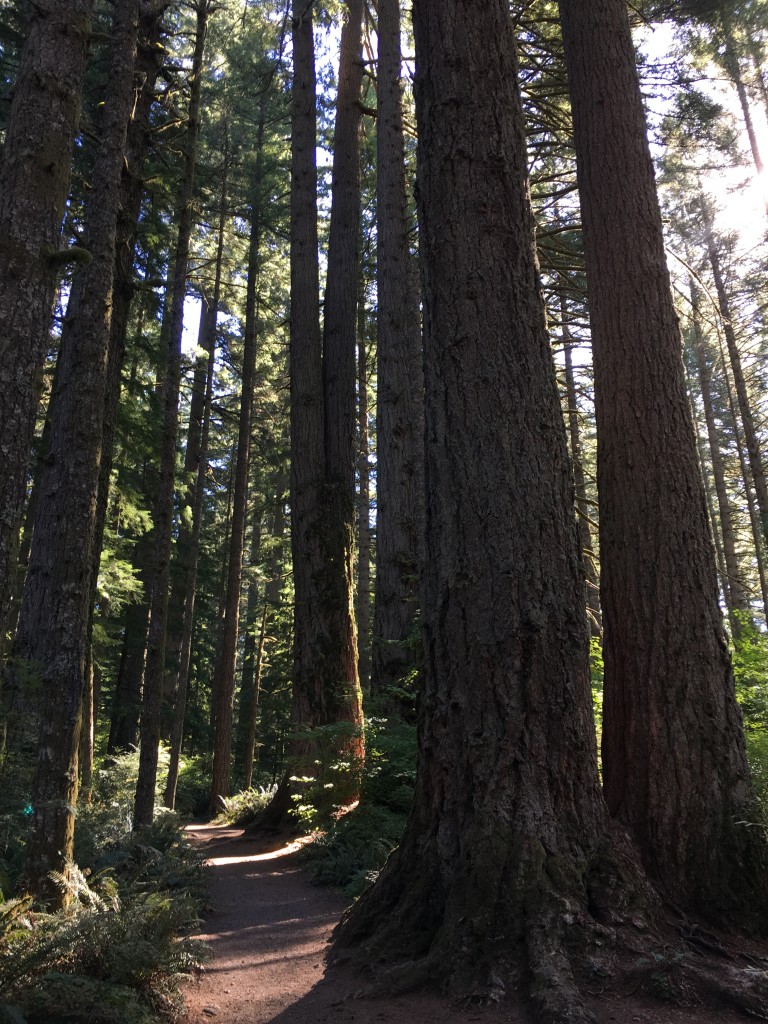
{"left": 332, "top": 820, "right": 768, "bottom": 1023}
{"left": 332, "top": 825, "right": 659, "bottom": 1024}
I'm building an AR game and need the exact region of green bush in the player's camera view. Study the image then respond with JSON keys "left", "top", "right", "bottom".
{"left": 215, "top": 786, "right": 276, "bottom": 826}
{"left": 0, "top": 806, "right": 208, "bottom": 1023}
{"left": 300, "top": 714, "right": 416, "bottom": 897}
{"left": 172, "top": 756, "right": 211, "bottom": 820}
{"left": 0, "top": 884, "right": 206, "bottom": 1023}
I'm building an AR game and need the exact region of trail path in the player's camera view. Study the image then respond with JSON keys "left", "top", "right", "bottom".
{"left": 183, "top": 823, "right": 742, "bottom": 1024}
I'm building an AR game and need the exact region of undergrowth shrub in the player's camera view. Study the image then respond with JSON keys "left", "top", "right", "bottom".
{"left": 172, "top": 756, "right": 211, "bottom": 819}
{"left": 215, "top": 786, "right": 277, "bottom": 826}
{"left": 0, "top": 810, "right": 207, "bottom": 1023}
{"left": 300, "top": 713, "right": 416, "bottom": 897}
{"left": 731, "top": 613, "right": 768, "bottom": 828}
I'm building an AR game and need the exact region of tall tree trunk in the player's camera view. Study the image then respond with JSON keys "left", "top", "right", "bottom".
{"left": 692, "top": 404, "right": 733, "bottom": 622}
{"left": 318, "top": 0, "right": 366, "bottom": 774}
{"left": 335, "top": 3, "right": 634, "bottom": 1016}
{"left": 559, "top": 0, "right": 764, "bottom": 922}
{"left": 561, "top": 299, "right": 601, "bottom": 638}
{"left": 164, "top": 142, "right": 229, "bottom": 811}
{"left": 239, "top": 481, "right": 287, "bottom": 787}
{"left": 717, "top": 330, "right": 768, "bottom": 622}
{"left": 702, "top": 199, "right": 768, "bottom": 554}
{"left": 0, "top": 0, "right": 93, "bottom": 667}
{"left": 722, "top": 17, "right": 768, "bottom": 215}
{"left": 371, "top": 0, "right": 424, "bottom": 696}
{"left": 78, "top": 656, "right": 96, "bottom": 805}
{"left": 16, "top": 0, "right": 141, "bottom": 903}
{"left": 89, "top": 2, "right": 168, "bottom": 763}
{"left": 134, "top": 0, "right": 209, "bottom": 828}
{"left": 254, "top": 0, "right": 365, "bottom": 830}
{"left": 209, "top": 115, "right": 264, "bottom": 813}
{"left": 242, "top": 603, "right": 269, "bottom": 791}
{"left": 689, "top": 279, "right": 751, "bottom": 632}
{"left": 164, "top": 292, "right": 217, "bottom": 710}
{"left": 108, "top": 525, "right": 153, "bottom": 753}
{"left": 355, "top": 284, "right": 372, "bottom": 691}
{"left": 235, "top": 505, "right": 263, "bottom": 781}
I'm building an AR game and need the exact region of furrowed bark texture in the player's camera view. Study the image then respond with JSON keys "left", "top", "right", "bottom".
{"left": 371, "top": 0, "right": 424, "bottom": 695}
{"left": 0, "top": 0, "right": 92, "bottom": 664}
{"left": 16, "top": 0, "right": 141, "bottom": 902}
{"left": 559, "top": 0, "right": 765, "bottom": 921}
{"left": 134, "top": 1, "right": 208, "bottom": 829}
{"left": 257, "top": 0, "right": 327, "bottom": 829}
{"left": 334, "top": 2, "right": 626, "bottom": 1016}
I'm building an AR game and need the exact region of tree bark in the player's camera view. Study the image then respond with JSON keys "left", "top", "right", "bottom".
{"left": 0, "top": 0, "right": 93, "bottom": 667}
{"left": 242, "top": 603, "right": 269, "bottom": 791}
{"left": 335, "top": 2, "right": 635, "bottom": 1016}
{"left": 90, "top": 2, "right": 168, "bottom": 761}
{"left": 371, "top": 0, "right": 424, "bottom": 696}
{"left": 15, "top": 0, "right": 141, "bottom": 903}
{"left": 235, "top": 506, "right": 263, "bottom": 781}
{"left": 559, "top": 0, "right": 764, "bottom": 922}
{"left": 134, "top": 0, "right": 209, "bottom": 829}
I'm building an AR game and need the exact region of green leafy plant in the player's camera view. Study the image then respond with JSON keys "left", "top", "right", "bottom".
{"left": 300, "top": 714, "right": 417, "bottom": 896}
{"left": 0, "top": 805, "right": 208, "bottom": 1023}
{"left": 215, "top": 786, "right": 276, "bottom": 826}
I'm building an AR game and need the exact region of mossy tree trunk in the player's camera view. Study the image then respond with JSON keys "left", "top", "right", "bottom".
{"left": 16, "top": 0, "right": 141, "bottom": 904}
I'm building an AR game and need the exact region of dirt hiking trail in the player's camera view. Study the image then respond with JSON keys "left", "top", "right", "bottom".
{"left": 183, "top": 823, "right": 748, "bottom": 1024}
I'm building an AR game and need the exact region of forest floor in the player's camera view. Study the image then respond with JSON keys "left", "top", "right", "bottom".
{"left": 182, "top": 823, "right": 750, "bottom": 1024}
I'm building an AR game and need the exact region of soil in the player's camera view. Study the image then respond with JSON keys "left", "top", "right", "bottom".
{"left": 183, "top": 823, "right": 757, "bottom": 1024}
